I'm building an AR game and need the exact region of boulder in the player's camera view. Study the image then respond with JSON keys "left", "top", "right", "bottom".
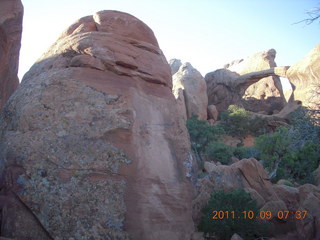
{"left": 260, "top": 200, "right": 295, "bottom": 237}
{"left": 244, "top": 187, "right": 265, "bottom": 208}
{"left": 172, "top": 61, "right": 208, "bottom": 120}
{"left": 193, "top": 158, "right": 320, "bottom": 240}
{"left": 291, "top": 184, "right": 320, "bottom": 240}
{"left": 193, "top": 158, "right": 278, "bottom": 222}
{"left": 260, "top": 200, "right": 288, "bottom": 218}
{"left": 286, "top": 44, "right": 320, "bottom": 109}
{"left": 203, "top": 161, "right": 216, "bottom": 173}
{"left": 207, "top": 104, "right": 218, "bottom": 121}
{"left": 205, "top": 49, "right": 286, "bottom": 113}
{"left": 272, "top": 184, "right": 299, "bottom": 211}
{"left": 230, "top": 156, "right": 240, "bottom": 164}
{"left": 229, "top": 159, "right": 277, "bottom": 201}
{"left": 193, "top": 158, "right": 320, "bottom": 239}
{"left": 298, "top": 184, "right": 320, "bottom": 219}
{"left": 207, "top": 119, "right": 215, "bottom": 125}
{"left": 0, "top": 10, "right": 195, "bottom": 240}
{"left": 0, "top": 0, "right": 23, "bottom": 110}
{"left": 273, "top": 184, "right": 320, "bottom": 240}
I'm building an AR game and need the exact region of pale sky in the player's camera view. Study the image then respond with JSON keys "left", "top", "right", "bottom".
{"left": 19, "top": 0, "right": 320, "bottom": 81}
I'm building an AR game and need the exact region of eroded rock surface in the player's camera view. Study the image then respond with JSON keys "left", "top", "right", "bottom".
{"left": 286, "top": 44, "right": 320, "bottom": 109}
{"left": 0, "top": 0, "right": 23, "bottom": 110}
{"left": 207, "top": 104, "right": 218, "bottom": 121}
{"left": 205, "top": 49, "right": 286, "bottom": 113}
{"left": 0, "top": 10, "right": 195, "bottom": 240}
{"left": 225, "top": 49, "right": 285, "bottom": 101}
{"left": 171, "top": 60, "right": 208, "bottom": 120}
{"left": 169, "top": 58, "right": 182, "bottom": 75}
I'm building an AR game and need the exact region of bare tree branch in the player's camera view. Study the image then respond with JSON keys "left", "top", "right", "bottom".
{"left": 294, "top": 7, "right": 320, "bottom": 25}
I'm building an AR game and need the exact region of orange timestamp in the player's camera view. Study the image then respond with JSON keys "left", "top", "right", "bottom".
{"left": 212, "top": 210, "right": 308, "bottom": 220}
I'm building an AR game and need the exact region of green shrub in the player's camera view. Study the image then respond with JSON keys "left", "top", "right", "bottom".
{"left": 233, "top": 146, "right": 260, "bottom": 159}
{"left": 288, "top": 107, "right": 320, "bottom": 147}
{"left": 275, "top": 167, "right": 287, "bottom": 182}
{"left": 220, "top": 105, "right": 268, "bottom": 137}
{"left": 248, "top": 115, "right": 268, "bottom": 136}
{"left": 220, "top": 105, "right": 250, "bottom": 137}
{"left": 205, "top": 141, "right": 234, "bottom": 164}
{"left": 255, "top": 127, "right": 292, "bottom": 172}
{"left": 198, "top": 189, "right": 266, "bottom": 240}
{"left": 282, "top": 142, "right": 320, "bottom": 184}
{"left": 255, "top": 126, "right": 320, "bottom": 184}
{"left": 186, "top": 115, "right": 225, "bottom": 153}
{"left": 255, "top": 127, "right": 295, "bottom": 182}
{"left": 187, "top": 108, "right": 320, "bottom": 184}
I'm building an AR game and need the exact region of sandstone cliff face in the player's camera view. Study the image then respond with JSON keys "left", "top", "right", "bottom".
{"left": 0, "top": 10, "right": 195, "bottom": 240}
{"left": 206, "top": 49, "right": 285, "bottom": 113}
{"left": 0, "top": 0, "right": 23, "bottom": 110}
{"left": 170, "top": 60, "right": 208, "bottom": 120}
{"left": 286, "top": 44, "right": 320, "bottom": 109}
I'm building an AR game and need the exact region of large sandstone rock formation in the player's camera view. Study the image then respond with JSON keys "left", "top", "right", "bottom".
{"left": 205, "top": 49, "right": 286, "bottom": 113}
{"left": 225, "top": 49, "right": 285, "bottom": 100}
{"left": 0, "top": 10, "right": 196, "bottom": 240}
{"left": 170, "top": 59, "right": 208, "bottom": 120}
{"left": 194, "top": 158, "right": 320, "bottom": 240}
{"left": 0, "top": 0, "right": 23, "bottom": 110}
{"left": 169, "top": 58, "right": 182, "bottom": 75}
{"left": 286, "top": 44, "right": 320, "bottom": 109}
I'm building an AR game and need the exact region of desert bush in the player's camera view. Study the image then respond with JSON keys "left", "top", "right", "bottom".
{"left": 186, "top": 115, "right": 261, "bottom": 165}
{"left": 220, "top": 105, "right": 249, "bottom": 137}
{"left": 248, "top": 115, "right": 269, "bottom": 136}
{"left": 220, "top": 105, "right": 268, "bottom": 137}
{"left": 288, "top": 106, "right": 320, "bottom": 147}
{"left": 255, "top": 127, "right": 292, "bottom": 171}
{"left": 206, "top": 141, "right": 234, "bottom": 164}
{"left": 186, "top": 115, "right": 225, "bottom": 153}
{"left": 281, "top": 142, "right": 319, "bottom": 184}
{"left": 198, "top": 189, "right": 266, "bottom": 240}
{"left": 255, "top": 126, "right": 320, "bottom": 184}
{"left": 233, "top": 146, "right": 260, "bottom": 159}
{"left": 187, "top": 108, "right": 320, "bottom": 184}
